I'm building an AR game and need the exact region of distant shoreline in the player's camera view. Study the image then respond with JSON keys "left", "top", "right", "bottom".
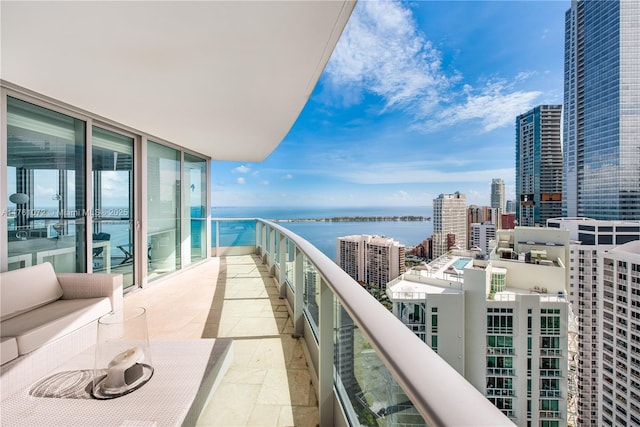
{"left": 272, "top": 216, "right": 431, "bottom": 223}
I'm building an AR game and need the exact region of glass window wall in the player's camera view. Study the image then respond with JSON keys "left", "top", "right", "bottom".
{"left": 147, "top": 141, "right": 181, "bottom": 280}
{"left": 6, "top": 97, "right": 86, "bottom": 272}
{"left": 4, "top": 94, "right": 210, "bottom": 283}
{"left": 92, "top": 127, "right": 135, "bottom": 287}
{"left": 184, "top": 153, "right": 207, "bottom": 264}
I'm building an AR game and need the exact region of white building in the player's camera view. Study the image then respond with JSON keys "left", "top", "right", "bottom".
{"left": 599, "top": 240, "right": 640, "bottom": 427}
{"left": 471, "top": 222, "right": 496, "bottom": 256}
{"left": 492, "top": 178, "right": 506, "bottom": 214}
{"left": 433, "top": 192, "right": 467, "bottom": 258}
{"left": 547, "top": 218, "right": 640, "bottom": 426}
{"left": 337, "top": 235, "right": 406, "bottom": 290}
{"left": 387, "top": 227, "right": 571, "bottom": 426}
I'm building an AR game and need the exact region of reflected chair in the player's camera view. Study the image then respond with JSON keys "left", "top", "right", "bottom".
{"left": 92, "top": 232, "right": 111, "bottom": 269}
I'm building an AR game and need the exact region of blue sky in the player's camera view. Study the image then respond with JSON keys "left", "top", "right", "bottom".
{"left": 212, "top": 0, "right": 569, "bottom": 208}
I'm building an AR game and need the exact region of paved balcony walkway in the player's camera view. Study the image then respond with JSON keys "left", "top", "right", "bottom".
{"left": 124, "top": 255, "right": 318, "bottom": 426}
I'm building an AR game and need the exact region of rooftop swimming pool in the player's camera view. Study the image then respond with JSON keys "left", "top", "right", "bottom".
{"left": 452, "top": 257, "right": 472, "bottom": 270}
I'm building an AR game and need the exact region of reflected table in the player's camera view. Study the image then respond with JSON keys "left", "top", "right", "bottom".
{"left": 8, "top": 239, "right": 111, "bottom": 272}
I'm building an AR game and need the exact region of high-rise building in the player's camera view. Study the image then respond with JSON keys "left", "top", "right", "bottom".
{"left": 563, "top": 0, "right": 640, "bottom": 220}
{"left": 506, "top": 200, "right": 517, "bottom": 214}
{"left": 547, "top": 218, "right": 640, "bottom": 426}
{"left": 433, "top": 192, "right": 467, "bottom": 258}
{"left": 336, "top": 235, "right": 406, "bottom": 291}
{"left": 387, "top": 227, "right": 571, "bottom": 425}
{"left": 468, "top": 205, "right": 498, "bottom": 243}
{"left": 516, "top": 105, "right": 563, "bottom": 227}
{"left": 599, "top": 241, "right": 640, "bottom": 427}
{"left": 470, "top": 222, "right": 496, "bottom": 256}
{"left": 491, "top": 178, "right": 506, "bottom": 214}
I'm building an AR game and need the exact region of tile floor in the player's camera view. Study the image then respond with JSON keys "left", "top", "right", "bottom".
{"left": 123, "top": 255, "right": 319, "bottom": 427}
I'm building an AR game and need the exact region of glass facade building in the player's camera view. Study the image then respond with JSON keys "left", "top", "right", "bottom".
{"left": 563, "top": 0, "right": 640, "bottom": 220}
{"left": 516, "top": 105, "right": 563, "bottom": 227}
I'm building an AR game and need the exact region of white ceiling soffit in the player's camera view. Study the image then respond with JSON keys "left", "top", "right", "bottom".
{"left": 1, "top": 1, "right": 355, "bottom": 161}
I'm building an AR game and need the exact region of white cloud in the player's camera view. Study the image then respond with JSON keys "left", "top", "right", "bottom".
{"left": 515, "top": 71, "right": 537, "bottom": 81}
{"left": 259, "top": 180, "right": 269, "bottom": 186}
{"left": 325, "top": 1, "right": 542, "bottom": 133}
{"left": 392, "top": 190, "right": 411, "bottom": 201}
{"left": 325, "top": 0, "right": 449, "bottom": 113}
{"left": 232, "top": 165, "right": 250, "bottom": 174}
{"left": 335, "top": 163, "right": 514, "bottom": 185}
{"left": 236, "top": 177, "right": 246, "bottom": 185}
{"left": 422, "top": 80, "right": 542, "bottom": 132}
{"left": 282, "top": 174, "right": 293, "bottom": 180}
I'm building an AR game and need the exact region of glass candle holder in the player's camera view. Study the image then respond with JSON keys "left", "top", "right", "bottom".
{"left": 92, "top": 307, "right": 154, "bottom": 399}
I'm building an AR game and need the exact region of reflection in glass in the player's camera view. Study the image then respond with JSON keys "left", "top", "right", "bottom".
{"left": 334, "top": 301, "right": 426, "bottom": 426}
{"left": 147, "top": 141, "right": 180, "bottom": 280}
{"left": 6, "top": 97, "right": 86, "bottom": 272}
{"left": 92, "top": 127, "right": 134, "bottom": 287}
{"left": 303, "top": 257, "right": 319, "bottom": 340}
{"left": 285, "top": 238, "right": 295, "bottom": 290}
{"left": 184, "top": 154, "right": 207, "bottom": 264}
{"left": 273, "top": 230, "right": 280, "bottom": 267}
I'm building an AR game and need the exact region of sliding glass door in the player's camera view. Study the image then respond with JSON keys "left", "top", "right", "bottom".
{"left": 147, "top": 141, "right": 181, "bottom": 280}
{"left": 92, "top": 127, "right": 135, "bottom": 288}
{"left": 4, "top": 93, "right": 211, "bottom": 283}
{"left": 184, "top": 153, "right": 207, "bottom": 264}
{"left": 6, "top": 97, "right": 86, "bottom": 272}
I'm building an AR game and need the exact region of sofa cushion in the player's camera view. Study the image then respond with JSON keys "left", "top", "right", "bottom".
{"left": 1, "top": 337, "right": 18, "bottom": 365}
{"left": 1, "top": 297, "right": 111, "bottom": 355}
{"left": 0, "top": 262, "right": 64, "bottom": 322}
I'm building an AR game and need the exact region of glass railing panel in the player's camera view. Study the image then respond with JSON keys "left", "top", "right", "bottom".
{"left": 273, "top": 229, "right": 280, "bottom": 267}
{"left": 303, "top": 255, "right": 319, "bottom": 341}
{"left": 258, "top": 219, "right": 513, "bottom": 427}
{"left": 212, "top": 219, "right": 257, "bottom": 248}
{"left": 334, "top": 300, "right": 427, "bottom": 427}
{"left": 264, "top": 224, "right": 271, "bottom": 255}
{"left": 285, "top": 238, "right": 295, "bottom": 291}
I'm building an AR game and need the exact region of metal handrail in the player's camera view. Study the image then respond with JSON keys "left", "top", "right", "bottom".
{"left": 259, "top": 219, "right": 514, "bottom": 427}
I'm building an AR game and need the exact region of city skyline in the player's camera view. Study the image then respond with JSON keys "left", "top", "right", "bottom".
{"left": 212, "top": 0, "right": 568, "bottom": 208}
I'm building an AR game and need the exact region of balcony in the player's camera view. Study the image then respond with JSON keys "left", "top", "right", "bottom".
{"left": 119, "top": 218, "right": 514, "bottom": 426}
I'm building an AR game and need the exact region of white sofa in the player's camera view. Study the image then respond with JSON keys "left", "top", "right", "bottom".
{"left": 1, "top": 262, "right": 123, "bottom": 397}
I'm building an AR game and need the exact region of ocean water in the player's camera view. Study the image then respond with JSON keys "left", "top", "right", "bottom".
{"left": 94, "top": 206, "right": 434, "bottom": 263}
{"left": 212, "top": 206, "right": 433, "bottom": 261}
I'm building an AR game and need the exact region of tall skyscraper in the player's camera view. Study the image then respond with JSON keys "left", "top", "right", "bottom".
{"left": 337, "top": 235, "right": 406, "bottom": 291}
{"left": 547, "top": 218, "right": 640, "bottom": 426}
{"left": 516, "top": 105, "right": 563, "bottom": 227}
{"left": 563, "top": 0, "right": 640, "bottom": 220}
{"left": 433, "top": 192, "right": 467, "bottom": 258}
{"left": 491, "top": 178, "right": 506, "bottom": 214}
{"left": 387, "top": 227, "right": 571, "bottom": 425}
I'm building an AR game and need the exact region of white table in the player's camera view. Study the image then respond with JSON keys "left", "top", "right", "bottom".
{"left": 0, "top": 339, "right": 233, "bottom": 426}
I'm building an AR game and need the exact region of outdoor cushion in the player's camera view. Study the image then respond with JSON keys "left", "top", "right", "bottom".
{"left": 0, "top": 263, "right": 63, "bottom": 322}
{"left": 0, "top": 337, "right": 18, "bottom": 364}
{"left": 1, "top": 297, "right": 111, "bottom": 355}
